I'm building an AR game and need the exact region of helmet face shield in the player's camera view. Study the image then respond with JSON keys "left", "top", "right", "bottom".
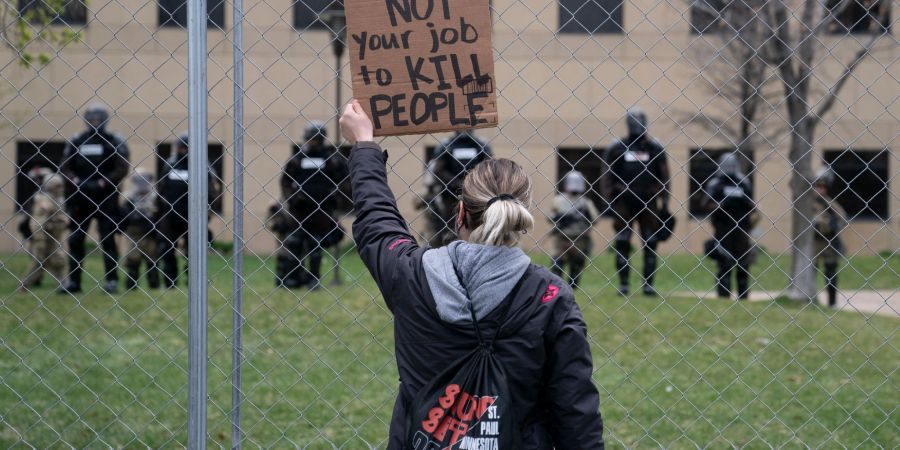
{"left": 84, "top": 104, "right": 110, "bottom": 130}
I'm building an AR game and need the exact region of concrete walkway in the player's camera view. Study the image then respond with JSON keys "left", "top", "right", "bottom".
{"left": 671, "top": 289, "right": 900, "bottom": 318}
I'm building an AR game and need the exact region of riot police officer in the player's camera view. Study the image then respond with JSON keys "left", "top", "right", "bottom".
{"left": 431, "top": 129, "right": 493, "bottom": 245}
{"left": 602, "top": 108, "right": 670, "bottom": 297}
{"left": 703, "top": 152, "right": 757, "bottom": 300}
{"left": 59, "top": 103, "right": 130, "bottom": 294}
{"left": 157, "top": 133, "right": 218, "bottom": 288}
{"left": 280, "top": 122, "right": 345, "bottom": 289}
{"left": 267, "top": 199, "right": 304, "bottom": 288}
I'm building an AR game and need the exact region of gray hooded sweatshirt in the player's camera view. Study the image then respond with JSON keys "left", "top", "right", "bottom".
{"left": 422, "top": 240, "right": 532, "bottom": 324}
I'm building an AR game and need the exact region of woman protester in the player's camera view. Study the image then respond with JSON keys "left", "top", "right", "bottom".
{"left": 341, "top": 99, "right": 603, "bottom": 449}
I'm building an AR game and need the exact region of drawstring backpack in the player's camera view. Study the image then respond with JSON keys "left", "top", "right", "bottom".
{"left": 406, "top": 262, "right": 523, "bottom": 450}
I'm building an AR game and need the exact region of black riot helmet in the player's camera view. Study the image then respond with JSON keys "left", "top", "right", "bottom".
{"left": 303, "top": 121, "right": 328, "bottom": 146}
{"left": 84, "top": 103, "right": 110, "bottom": 131}
{"left": 626, "top": 107, "right": 648, "bottom": 139}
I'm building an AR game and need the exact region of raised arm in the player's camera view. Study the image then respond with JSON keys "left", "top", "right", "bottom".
{"left": 343, "top": 100, "right": 420, "bottom": 302}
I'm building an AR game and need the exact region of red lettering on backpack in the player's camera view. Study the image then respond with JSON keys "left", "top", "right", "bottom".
{"left": 388, "top": 238, "right": 412, "bottom": 250}
{"left": 421, "top": 386, "right": 497, "bottom": 446}
{"left": 541, "top": 284, "right": 559, "bottom": 303}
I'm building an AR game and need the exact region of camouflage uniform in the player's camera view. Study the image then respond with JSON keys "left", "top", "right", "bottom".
{"left": 812, "top": 189, "right": 847, "bottom": 307}
{"left": 550, "top": 171, "right": 600, "bottom": 289}
{"left": 121, "top": 168, "right": 160, "bottom": 290}
{"left": 20, "top": 173, "right": 68, "bottom": 291}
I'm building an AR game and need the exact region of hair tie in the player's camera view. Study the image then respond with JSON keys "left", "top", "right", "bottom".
{"left": 486, "top": 193, "right": 516, "bottom": 208}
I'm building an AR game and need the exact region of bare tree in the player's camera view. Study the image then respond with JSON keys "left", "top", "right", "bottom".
{"left": 684, "top": 0, "right": 784, "bottom": 170}
{"left": 687, "top": 0, "right": 889, "bottom": 300}
{"left": 758, "top": 0, "right": 888, "bottom": 300}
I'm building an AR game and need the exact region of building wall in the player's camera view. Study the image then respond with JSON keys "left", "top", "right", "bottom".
{"left": 1, "top": 0, "right": 896, "bottom": 255}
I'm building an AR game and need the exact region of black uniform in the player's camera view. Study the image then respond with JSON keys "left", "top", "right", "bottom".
{"left": 156, "top": 142, "right": 216, "bottom": 288}
{"left": 603, "top": 133, "right": 669, "bottom": 296}
{"left": 603, "top": 108, "right": 669, "bottom": 295}
{"left": 705, "top": 172, "right": 755, "bottom": 299}
{"left": 60, "top": 125, "right": 130, "bottom": 292}
{"left": 432, "top": 131, "right": 493, "bottom": 245}
{"left": 281, "top": 143, "right": 346, "bottom": 287}
{"left": 351, "top": 143, "right": 603, "bottom": 449}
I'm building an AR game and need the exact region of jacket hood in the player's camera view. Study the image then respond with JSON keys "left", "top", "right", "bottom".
{"left": 422, "top": 241, "right": 531, "bottom": 324}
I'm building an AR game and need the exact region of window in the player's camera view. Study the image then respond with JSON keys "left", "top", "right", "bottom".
{"left": 293, "top": 0, "right": 337, "bottom": 31}
{"left": 825, "top": 0, "right": 891, "bottom": 34}
{"left": 18, "top": 0, "right": 87, "bottom": 26}
{"left": 558, "top": 0, "right": 623, "bottom": 34}
{"left": 557, "top": 147, "right": 608, "bottom": 216}
{"left": 14, "top": 141, "right": 66, "bottom": 212}
{"left": 158, "top": 0, "right": 225, "bottom": 29}
{"left": 155, "top": 142, "right": 225, "bottom": 213}
{"left": 823, "top": 149, "right": 889, "bottom": 221}
{"left": 687, "top": 148, "right": 755, "bottom": 218}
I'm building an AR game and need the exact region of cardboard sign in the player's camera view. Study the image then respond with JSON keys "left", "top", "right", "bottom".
{"left": 345, "top": 0, "right": 499, "bottom": 137}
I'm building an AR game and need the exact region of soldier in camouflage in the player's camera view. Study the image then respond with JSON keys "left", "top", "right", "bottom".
{"left": 19, "top": 172, "right": 68, "bottom": 292}
{"left": 549, "top": 170, "right": 600, "bottom": 289}
{"left": 121, "top": 167, "right": 160, "bottom": 290}
{"left": 812, "top": 168, "right": 848, "bottom": 309}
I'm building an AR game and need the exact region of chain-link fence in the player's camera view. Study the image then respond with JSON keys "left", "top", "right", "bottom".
{"left": 1, "top": 0, "right": 897, "bottom": 447}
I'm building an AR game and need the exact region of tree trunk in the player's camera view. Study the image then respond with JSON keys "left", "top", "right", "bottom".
{"left": 787, "top": 118, "right": 818, "bottom": 301}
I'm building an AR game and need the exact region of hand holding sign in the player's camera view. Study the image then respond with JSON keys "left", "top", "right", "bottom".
{"left": 340, "top": 100, "right": 375, "bottom": 144}
{"left": 345, "top": 0, "right": 498, "bottom": 137}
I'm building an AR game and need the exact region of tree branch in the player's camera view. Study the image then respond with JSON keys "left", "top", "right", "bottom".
{"left": 675, "top": 109, "right": 741, "bottom": 141}
{"left": 813, "top": 31, "right": 882, "bottom": 124}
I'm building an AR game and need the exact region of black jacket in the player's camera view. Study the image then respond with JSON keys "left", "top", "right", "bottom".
{"left": 350, "top": 143, "right": 603, "bottom": 449}
{"left": 603, "top": 136, "right": 668, "bottom": 200}
{"left": 157, "top": 152, "right": 217, "bottom": 218}
{"left": 281, "top": 144, "right": 346, "bottom": 212}
{"left": 62, "top": 128, "right": 130, "bottom": 203}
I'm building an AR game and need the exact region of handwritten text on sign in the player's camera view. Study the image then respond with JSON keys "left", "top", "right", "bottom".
{"left": 345, "top": 0, "right": 498, "bottom": 136}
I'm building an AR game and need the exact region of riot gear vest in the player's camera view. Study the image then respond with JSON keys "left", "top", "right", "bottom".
{"left": 605, "top": 136, "right": 666, "bottom": 197}
{"left": 158, "top": 153, "right": 191, "bottom": 215}
{"left": 65, "top": 129, "right": 129, "bottom": 189}
{"left": 707, "top": 175, "right": 754, "bottom": 229}
{"left": 283, "top": 146, "right": 342, "bottom": 208}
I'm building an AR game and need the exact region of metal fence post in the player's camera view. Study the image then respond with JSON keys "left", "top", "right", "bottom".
{"left": 187, "top": 0, "right": 209, "bottom": 447}
{"left": 231, "top": 0, "right": 246, "bottom": 445}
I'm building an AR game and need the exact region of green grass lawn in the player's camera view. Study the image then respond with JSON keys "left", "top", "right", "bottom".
{"left": 0, "top": 250, "right": 897, "bottom": 448}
